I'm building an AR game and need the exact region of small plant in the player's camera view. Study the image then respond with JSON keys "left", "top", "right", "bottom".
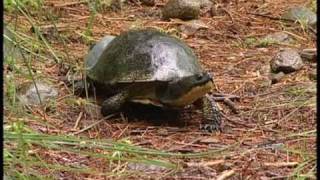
{"left": 308, "top": 0, "right": 317, "bottom": 12}
{"left": 4, "top": 0, "right": 43, "bottom": 12}
{"left": 4, "top": 75, "right": 17, "bottom": 107}
{"left": 255, "top": 38, "right": 278, "bottom": 47}
{"left": 110, "top": 139, "right": 133, "bottom": 169}
{"left": 233, "top": 37, "right": 258, "bottom": 48}
{"left": 244, "top": 37, "right": 257, "bottom": 47}
{"left": 91, "top": 0, "right": 115, "bottom": 12}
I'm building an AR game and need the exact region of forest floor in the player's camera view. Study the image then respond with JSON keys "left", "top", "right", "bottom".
{"left": 4, "top": 0, "right": 316, "bottom": 179}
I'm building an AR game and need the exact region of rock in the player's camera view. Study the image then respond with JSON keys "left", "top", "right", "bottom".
{"left": 140, "top": 0, "right": 155, "bottom": 6}
{"left": 270, "top": 72, "right": 285, "bottom": 84}
{"left": 162, "top": 0, "right": 200, "bottom": 20}
{"left": 179, "top": 20, "right": 208, "bottom": 36}
{"left": 282, "top": 6, "right": 317, "bottom": 28}
{"left": 18, "top": 81, "right": 58, "bottom": 106}
{"left": 270, "top": 49, "right": 304, "bottom": 74}
{"left": 127, "top": 162, "right": 167, "bottom": 173}
{"left": 300, "top": 48, "right": 317, "bottom": 62}
{"left": 262, "top": 32, "right": 292, "bottom": 44}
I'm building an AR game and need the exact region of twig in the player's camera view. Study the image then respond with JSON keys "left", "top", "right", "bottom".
{"left": 223, "top": 98, "right": 239, "bottom": 114}
{"left": 210, "top": 93, "right": 240, "bottom": 114}
{"left": 73, "top": 114, "right": 115, "bottom": 135}
{"left": 221, "top": 113, "right": 254, "bottom": 128}
{"left": 217, "top": 170, "right": 235, "bottom": 180}
{"left": 37, "top": 23, "right": 70, "bottom": 33}
{"left": 213, "top": 97, "right": 239, "bottom": 114}
{"left": 277, "top": 98, "right": 313, "bottom": 123}
{"left": 247, "top": 12, "right": 282, "bottom": 21}
{"left": 211, "top": 93, "right": 240, "bottom": 100}
{"left": 248, "top": 12, "right": 316, "bottom": 34}
{"left": 221, "top": 8, "right": 234, "bottom": 23}
{"left": 187, "top": 160, "right": 225, "bottom": 167}
{"left": 263, "top": 162, "right": 298, "bottom": 167}
{"left": 282, "top": 30, "right": 307, "bottom": 41}
{"left": 116, "top": 125, "right": 129, "bottom": 139}
{"left": 171, "top": 19, "right": 209, "bottom": 28}
{"left": 53, "top": 1, "right": 87, "bottom": 8}
{"left": 73, "top": 112, "right": 83, "bottom": 129}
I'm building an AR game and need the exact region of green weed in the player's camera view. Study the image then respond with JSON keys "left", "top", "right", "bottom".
{"left": 4, "top": 0, "right": 43, "bottom": 12}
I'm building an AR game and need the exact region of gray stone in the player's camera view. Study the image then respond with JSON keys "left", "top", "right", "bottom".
{"left": 179, "top": 20, "right": 208, "bottom": 36}
{"left": 18, "top": 81, "right": 58, "bottom": 106}
{"left": 127, "top": 162, "right": 167, "bottom": 172}
{"left": 162, "top": 0, "right": 200, "bottom": 20}
{"left": 282, "top": 6, "right": 317, "bottom": 28}
{"left": 140, "top": 0, "right": 155, "bottom": 6}
{"left": 262, "top": 32, "right": 292, "bottom": 44}
{"left": 270, "top": 49, "right": 304, "bottom": 74}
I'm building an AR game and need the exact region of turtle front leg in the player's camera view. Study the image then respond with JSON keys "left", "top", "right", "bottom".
{"left": 73, "top": 79, "right": 90, "bottom": 96}
{"left": 101, "top": 91, "right": 129, "bottom": 116}
{"left": 199, "top": 94, "right": 222, "bottom": 132}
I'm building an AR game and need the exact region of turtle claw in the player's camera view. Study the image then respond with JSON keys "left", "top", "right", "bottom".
{"left": 73, "top": 80, "right": 86, "bottom": 96}
{"left": 200, "top": 95, "right": 222, "bottom": 133}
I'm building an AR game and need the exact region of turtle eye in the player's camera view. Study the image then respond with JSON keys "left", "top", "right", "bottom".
{"left": 196, "top": 74, "right": 203, "bottom": 81}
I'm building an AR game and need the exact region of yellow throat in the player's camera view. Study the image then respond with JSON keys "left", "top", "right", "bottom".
{"left": 168, "top": 80, "right": 213, "bottom": 107}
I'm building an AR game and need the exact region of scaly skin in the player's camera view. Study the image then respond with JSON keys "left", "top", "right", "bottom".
{"left": 200, "top": 94, "right": 222, "bottom": 132}
{"left": 101, "top": 91, "right": 129, "bottom": 116}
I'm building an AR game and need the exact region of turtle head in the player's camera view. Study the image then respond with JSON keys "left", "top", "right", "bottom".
{"left": 158, "top": 72, "right": 214, "bottom": 107}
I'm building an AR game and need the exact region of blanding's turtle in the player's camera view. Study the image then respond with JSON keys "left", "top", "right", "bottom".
{"left": 81, "top": 29, "right": 221, "bottom": 132}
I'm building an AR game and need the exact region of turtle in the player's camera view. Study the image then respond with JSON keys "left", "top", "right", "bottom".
{"left": 79, "top": 29, "right": 221, "bottom": 132}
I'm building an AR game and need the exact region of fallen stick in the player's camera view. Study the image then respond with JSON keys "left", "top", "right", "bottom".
{"left": 211, "top": 93, "right": 240, "bottom": 100}
{"left": 223, "top": 98, "right": 238, "bottom": 114}
{"left": 53, "top": 1, "right": 87, "bottom": 8}
{"left": 72, "top": 114, "right": 115, "bottom": 135}
{"left": 221, "top": 113, "right": 254, "bottom": 128}
{"left": 73, "top": 111, "right": 83, "bottom": 129}
{"left": 217, "top": 170, "right": 235, "bottom": 180}
{"left": 210, "top": 93, "right": 240, "bottom": 114}
{"left": 248, "top": 12, "right": 316, "bottom": 34}
{"left": 187, "top": 160, "right": 225, "bottom": 167}
{"left": 263, "top": 162, "right": 298, "bottom": 167}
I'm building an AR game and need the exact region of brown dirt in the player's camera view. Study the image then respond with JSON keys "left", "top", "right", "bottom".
{"left": 4, "top": 0, "right": 316, "bottom": 179}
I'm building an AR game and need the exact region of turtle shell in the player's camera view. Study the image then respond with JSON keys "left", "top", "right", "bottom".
{"left": 85, "top": 29, "right": 204, "bottom": 84}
